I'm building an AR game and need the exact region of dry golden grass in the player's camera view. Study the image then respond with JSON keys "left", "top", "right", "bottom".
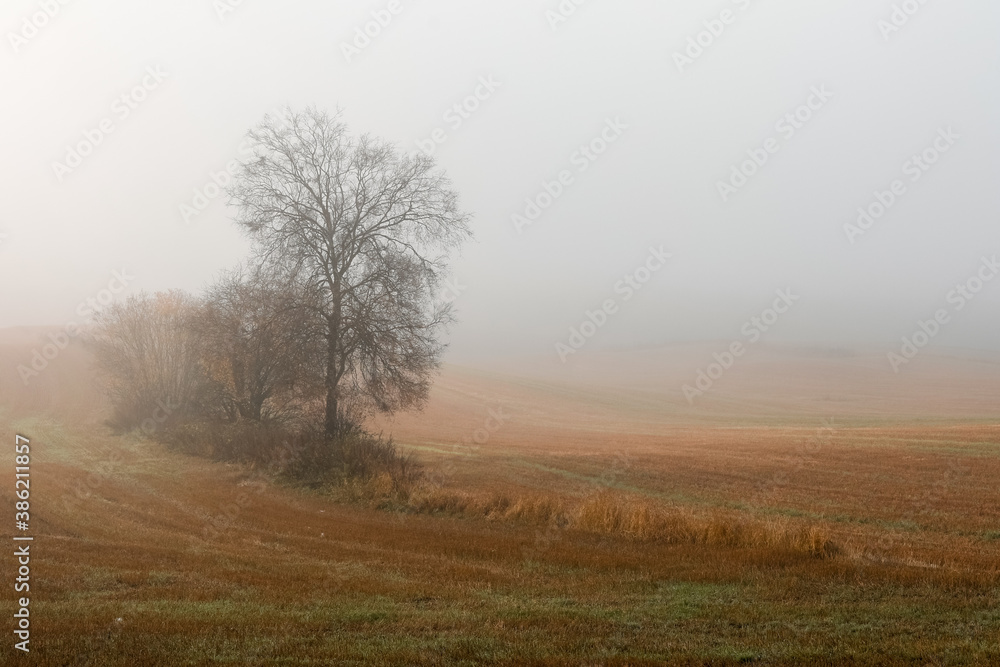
{"left": 360, "top": 479, "right": 839, "bottom": 559}
{"left": 1, "top": 330, "right": 999, "bottom": 664}
{"left": 570, "top": 491, "right": 838, "bottom": 558}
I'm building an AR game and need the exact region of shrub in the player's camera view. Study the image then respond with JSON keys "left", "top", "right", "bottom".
{"left": 156, "top": 419, "right": 421, "bottom": 491}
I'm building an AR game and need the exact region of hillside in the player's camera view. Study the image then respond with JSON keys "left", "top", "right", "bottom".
{"left": 1, "top": 328, "right": 998, "bottom": 664}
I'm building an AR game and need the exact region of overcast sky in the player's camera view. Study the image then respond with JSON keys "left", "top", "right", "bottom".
{"left": 2, "top": 0, "right": 998, "bottom": 363}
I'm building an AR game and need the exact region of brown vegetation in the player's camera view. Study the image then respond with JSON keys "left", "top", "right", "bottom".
{"left": 1, "top": 334, "right": 998, "bottom": 664}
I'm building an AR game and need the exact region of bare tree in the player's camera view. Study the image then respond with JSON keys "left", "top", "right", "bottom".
{"left": 195, "top": 265, "right": 324, "bottom": 423}
{"left": 229, "top": 107, "right": 471, "bottom": 442}
{"left": 91, "top": 291, "right": 205, "bottom": 429}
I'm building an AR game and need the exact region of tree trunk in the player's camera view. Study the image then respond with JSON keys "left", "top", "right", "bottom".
{"left": 324, "top": 312, "right": 341, "bottom": 452}
{"left": 324, "top": 350, "right": 339, "bottom": 435}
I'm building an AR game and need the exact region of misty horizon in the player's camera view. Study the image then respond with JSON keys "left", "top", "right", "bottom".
{"left": 4, "top": 2, "right": 1000, "bottom": 664}
{"left": 3, "top": 1, "right": 999, "bottom": 359}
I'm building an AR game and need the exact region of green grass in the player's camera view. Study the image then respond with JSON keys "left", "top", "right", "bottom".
{"left": 8, "top": 411, "right": 1000, "bottom": 665}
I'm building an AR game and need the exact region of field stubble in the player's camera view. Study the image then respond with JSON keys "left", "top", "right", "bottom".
{"left": 1, "top": 334, "right": 999, "bottom": 664}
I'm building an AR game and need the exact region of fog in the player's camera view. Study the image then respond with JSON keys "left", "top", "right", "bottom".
{"left": 2, "top": 0, "right": 998, "bottom": 362}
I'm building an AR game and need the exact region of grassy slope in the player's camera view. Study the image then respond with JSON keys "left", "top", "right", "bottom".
{"left": 4, "top": 413, "right": 998, "bottom": 666}
{"left": 1, "top": 333, "right": 999, "bottom": 665}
